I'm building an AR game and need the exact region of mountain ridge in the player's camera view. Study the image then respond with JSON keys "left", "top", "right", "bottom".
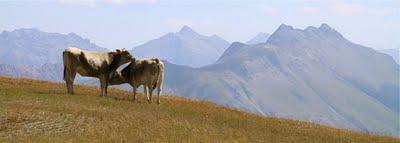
{"left": 162, "top": 23, "right": 400, "bottom": 136}
{"left": 0, "top": 28, "right": 107, "bottom": 67}
{"left": 131, "top": 26, "right": 230, "bottom": 67}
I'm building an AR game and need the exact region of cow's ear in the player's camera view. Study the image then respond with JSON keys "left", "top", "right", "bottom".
{"left": 116, "top": 49, "right": 121, "bottom": 53}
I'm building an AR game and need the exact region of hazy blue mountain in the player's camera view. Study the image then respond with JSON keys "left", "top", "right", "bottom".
{"left": 163, "top": 24, "right": 400, "bottom": 136}
{"left": 0, "top": 28, "right": 107, "bottom": 67}
{"left": 131, "top": 26, "right": 230, "bottom": 67}
{"left": 0, "top": 28, "right": 108, "bottom": 83}
{"left": 378, "top": 48, "right": 399, "bottom": 64}
{"left": 246, "top": 32, "right": 270, "bottom": 45}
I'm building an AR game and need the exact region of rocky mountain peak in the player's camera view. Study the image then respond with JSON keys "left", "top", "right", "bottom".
{"left": 178, "top": 25, "right": 198, "bottom": 35}
{"left": 319, "top": 23, "right": 332, "bottom": 31}
{"left": 276, "top": 24, "right": 294, "bottom": 32}
{"left": 268, "top": 23, "right": 345, "bottom": 46}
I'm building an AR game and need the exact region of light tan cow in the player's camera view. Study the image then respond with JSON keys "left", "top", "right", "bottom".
{"left": 62, "top": 47, "right": 132, "bottom": 96}
{"left": 109, "top": 58, "right": 164, "bottom": 104}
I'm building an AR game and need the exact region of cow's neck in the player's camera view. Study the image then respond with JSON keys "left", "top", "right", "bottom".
{"left": 121, "top": 63, "right": 132, "bottom": 79}
{"left": 108, "top": 52, "right": 121, "bottom": 72}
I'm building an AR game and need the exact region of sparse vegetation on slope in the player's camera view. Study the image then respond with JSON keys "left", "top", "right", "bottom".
{"left": 0, "top": 76, "right": 398, "bottom": 142}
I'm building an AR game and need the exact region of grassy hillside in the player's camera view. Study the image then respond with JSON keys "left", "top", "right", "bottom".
{"left": 0, "top": 76, "right": 398, "bottom": 142}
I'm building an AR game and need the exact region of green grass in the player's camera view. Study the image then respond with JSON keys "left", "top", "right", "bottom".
{"left": 0, "top": 76, "right": 398, "bottom": 142}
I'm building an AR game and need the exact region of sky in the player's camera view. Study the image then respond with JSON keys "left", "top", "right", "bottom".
{"left": 0, "top": 0, "right": 399, "bottom": 50}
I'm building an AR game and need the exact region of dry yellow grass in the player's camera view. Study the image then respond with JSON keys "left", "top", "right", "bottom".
{"left": 0, "top": 76, "right": 398, "bottom": 142}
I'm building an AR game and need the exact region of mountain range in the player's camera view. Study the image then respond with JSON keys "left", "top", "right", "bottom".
{"left": 0, "top": 28, "right": 106, "bottom": 82}
{"left": 162, "top": 24, "right": 399, "bottom": 136}
{"left": 131, "top": 26, "right": 230, "bottom": 68}
{"left": 0, "top": 28, "right": 107, "bottom": 67}
{"left": 0, "top": 24, "right": 398, "bottom": 136}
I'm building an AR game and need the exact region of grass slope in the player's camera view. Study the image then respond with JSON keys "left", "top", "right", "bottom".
{"left": 0, "top": 77, "right": 398, "bottom": 142}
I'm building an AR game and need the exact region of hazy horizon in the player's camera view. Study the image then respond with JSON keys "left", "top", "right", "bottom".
{"left": 1, "top": 0, "right": 399, "bottom": 50}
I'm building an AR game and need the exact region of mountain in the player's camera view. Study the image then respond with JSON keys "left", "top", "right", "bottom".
{"left": 163, "top": 24, "right": 400, "bottom": 136}
{"left": 378, "top": 48, "right": 399, "bottom": 64}
{"left": 0, "top": 28, "right": 107, "bottom": 67}
{"left": 1, "top": 77, "right": 398, "bottom": 142}
{"left": 0, "top": 28, "right": 109, "bottom": 82}
{"left": 131, "top": 26, "right": 230, "bottom": 67}
{"left": 246, "top": 32, "right": 270, "bottom": 45}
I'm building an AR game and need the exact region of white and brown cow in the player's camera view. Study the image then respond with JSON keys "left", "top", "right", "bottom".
{"left": 62, "top": 47, "right": 132, "bottom": 96}
{"left": 109, "top": 58, "right": 164, "bottom": 104}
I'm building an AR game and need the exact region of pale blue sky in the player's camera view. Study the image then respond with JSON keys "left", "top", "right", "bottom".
{"left": 0, "top": 0, "right": 399, "bottom": 50}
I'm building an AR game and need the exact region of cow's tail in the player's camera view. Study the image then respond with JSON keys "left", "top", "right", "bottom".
{"left": 62, "top": 51, "right": 69, "bottom": 81}
{"left": 154, "top": 60, "right": 164, "bottom": 90}
{"left": 63, "top": 66, "right": 66, "bottom": 81}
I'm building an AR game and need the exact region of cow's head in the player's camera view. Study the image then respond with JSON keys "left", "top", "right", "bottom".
{"left": 108, "top": 48, "right": 133, "bottom": 72}
{"left": 116, "top": 48, "right": 133, "bottom": 65}
{"left": 108, "top": 70, "right": 126, "bottom": 85}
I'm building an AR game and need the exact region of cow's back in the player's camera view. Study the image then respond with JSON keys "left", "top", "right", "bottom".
{"left": 63, "top": 47, "right": 83, "bottom": 68}
{"left": 131, "top": 58, "right": 163, "bottom": 87}
{"left": 64, "top": 47, "right": 83, "bottom": 55}
{"left": 63, "top": 47, "right": 110, "bottom": 77}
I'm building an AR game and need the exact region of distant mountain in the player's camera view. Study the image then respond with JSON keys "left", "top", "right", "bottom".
{"left": 0, "top": 28, "right": 107, "bottom": 67}
{"left": 163, "top": 24, "right": 400, "bottom": 136}
{"left": 246, "top": 32, "right": 270, "bottom": 45}
{"left": 378, "top": 48, "right": 399, "bottom": 64}
{"left": 131, "top": 26, "right": 230, "bottom": 67}
{"left": 0, "top": 28, "right": 108, "bottom": 82}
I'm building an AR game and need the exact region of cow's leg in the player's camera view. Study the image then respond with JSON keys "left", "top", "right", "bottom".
{"left": 99, "top": 75, "right": 107, "bottom": 97}
{"left": 105, "top": 78, "right": 109, "bottom": 97}
{"left": 69, "top": 71, "right": 76, "bottom": 94}
{"left": 144, "top": 85, "right": 150, "bottom": 103}
{"left": 64, "top": 68, "right": 76, "bottom": 94}
{"left": 156, "top": 86, "right": 162, "bottom": 104}
{"left": 130, "top": 83, "right": 137, "bottom": 102}
{"left": 132, "top": 87, "right": 137, "bottom": 102}
{"left": 149, "top": 87, "right": 154, "bottom": 103}
{"left": 131, "top": 85, "right": 136, "bottom": 102}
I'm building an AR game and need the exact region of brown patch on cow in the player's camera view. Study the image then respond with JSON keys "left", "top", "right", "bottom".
{"left": 120, "top": 62, "right": 132, "bottom": 82}
{"left": 108, "top": 52, "right": 121, "bottom": 72}
{"left": 78, "top": 52, "right": 99, "bottom": 76}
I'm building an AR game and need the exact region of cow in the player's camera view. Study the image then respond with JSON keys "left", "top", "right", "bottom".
{"left": 62, "top": 47, "right": 133, "bottom": 96}
{"left": 108, "top": 58, "right": 164, "bottom": 104}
